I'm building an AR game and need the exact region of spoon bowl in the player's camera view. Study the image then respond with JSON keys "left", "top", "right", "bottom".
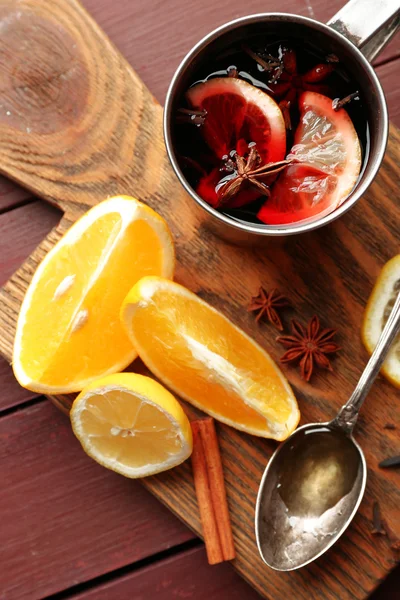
{"left": 255, "top": 290, "right": 400, "bottom": 571}
{"left": 255, "top": 423, "right": 366, "bottom": 570}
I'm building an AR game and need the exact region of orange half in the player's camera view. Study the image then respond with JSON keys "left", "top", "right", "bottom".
{"left": 13, "top": 197, "right": 175, "bottom": 393}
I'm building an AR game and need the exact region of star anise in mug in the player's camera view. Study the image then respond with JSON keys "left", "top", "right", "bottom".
{"left": 217, "top": 146, "right": 292, "bottom": 205}
{"left": 196, "top": 145, "right": 293, "bottom": 209}
{"left": 244, "top": 45, "right": 335, "bottom": 128}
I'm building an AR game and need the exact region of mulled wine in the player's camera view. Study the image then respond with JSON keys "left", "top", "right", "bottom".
{"left": 173, "top": 38, "right": 369, "bottom": 226}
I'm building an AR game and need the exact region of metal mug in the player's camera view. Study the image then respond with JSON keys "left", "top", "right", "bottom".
{"left": 164, "top": 0, "right": 400, "bottom": 244}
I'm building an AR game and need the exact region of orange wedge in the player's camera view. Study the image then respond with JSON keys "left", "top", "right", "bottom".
{"left": 121, "top": 277, "right": 300, "bottom": 440}
{"left": 13, "top": 197, "right": 175, "bottom": 393}
{"left": 187, "top": 77, "right": 286, "bottom": 163}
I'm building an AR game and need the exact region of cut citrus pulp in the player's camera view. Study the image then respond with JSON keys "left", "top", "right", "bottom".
{"left": 70, "top": 373, "right": 192, "bottom": 478}
{"left": 13, "top": 196, "right": 175, "bottom": 393}
{"left": 187, "top": 77, "right": 286, "bottom": 209}
{"left": 362, "top": 255, "right": 400, "bottom": 388}
{"left": 258, "top": 91, "right": 362, "bottom": 225}
{"left": 121, "top": 277, "right": 300, "bottom": 440}
{"left": 187, "top": 77, "right": 286, "bottom": 163}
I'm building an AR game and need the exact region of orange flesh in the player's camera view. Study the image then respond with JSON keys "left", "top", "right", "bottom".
{"left": 19, "top": 215, "right": 165, "bottom": 388}
{"left": 131, "top": 291, "right": 293, "bottom": 431}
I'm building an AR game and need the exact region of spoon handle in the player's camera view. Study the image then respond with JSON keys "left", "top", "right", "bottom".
{"left": 331, "top": 291, "right": 400, "bottom": 434}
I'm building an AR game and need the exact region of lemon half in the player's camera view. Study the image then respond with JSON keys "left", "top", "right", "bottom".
{"left": 70, "top": 373, "right": 192, "bottom": 478}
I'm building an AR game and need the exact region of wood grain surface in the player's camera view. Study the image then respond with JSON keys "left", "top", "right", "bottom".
{"left": 376, "top": 60, "right": 400, "bottom": 127}
{"left": 0, "top": 175, "right": 31, "bottom": 213}
{"left": 0, "top": 201, "right": 61, "bottom": 286}
{"left": 0, "top": 400, "right": 194, "bottom": 600}
{"left": 0, "top": 356, "right": 38, "bottom": 411}
{"left": 81, "top": 0, "right": 400, "bottom": 104}
{"left": 0, "top": 1, "right": 399, "bottom": 599}
{"left": 66, "top": 544, "right": 400, "bottom": 600}
{"left": 69, "top": 545, "right": 262, "bottom": 600}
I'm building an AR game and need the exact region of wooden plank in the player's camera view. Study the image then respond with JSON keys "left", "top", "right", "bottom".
{"left": 0, "top": 175, "right": 32, "bottom": 213}
{"left": 0, "top": 201, "right": 61, "bottom": 286}
{"left": 82, "top": 0, "right": 400, "bottom": 106}
{"left": 0, "top": 2, "right": 399, "bottom": 600}
{"left": 68, "top": 545, "right": 262, "bottom": 600}
{"left": 66, "top": 545, "right": 400, "bottom": 600}
{"left": 0, "top": 355, "right": 38, "bottom": 412}
{"left": 376, "top": 60, "right": 400, "bottom": 128}
{"left": 0, "top": 400, "right": 194, "bottom": 600}
{"left": 82, "top": 0, "right": 312, "bottom": 104}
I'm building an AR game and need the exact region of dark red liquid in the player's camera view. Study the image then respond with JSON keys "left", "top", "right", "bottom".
{"left": 173, "top": 39, "right": 370, "bottom": 225}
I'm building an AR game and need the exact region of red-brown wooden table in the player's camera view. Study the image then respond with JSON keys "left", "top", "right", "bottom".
{"left": 1, "top": 1, "right": 399, "bottom": 598}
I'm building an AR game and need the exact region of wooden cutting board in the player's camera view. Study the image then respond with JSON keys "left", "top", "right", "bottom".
{"left": 0, "top": 1, "right": 399, "bottom": 598}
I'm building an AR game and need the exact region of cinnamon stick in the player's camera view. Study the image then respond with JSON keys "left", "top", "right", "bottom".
{"left": 191, "top": 418, "right": 236, "bottom": 564}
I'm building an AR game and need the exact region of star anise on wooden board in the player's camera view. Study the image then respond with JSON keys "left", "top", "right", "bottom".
{"left": 247, "top": 287, "right": 291, "bottom": 330}
{"left": 276, "top": 315, "right": 340, "bottom": 381}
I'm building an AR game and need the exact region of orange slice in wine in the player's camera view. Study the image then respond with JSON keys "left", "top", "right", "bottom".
{"left": 258, "top": 91, "right": 362, "bottom": 225}
{"left": 186, "top": 77, "right": 286, "bottom": 163}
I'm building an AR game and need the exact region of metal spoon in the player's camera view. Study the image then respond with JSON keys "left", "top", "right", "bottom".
{"left": 255, "top": 291, "right": 400, "bottom": 571}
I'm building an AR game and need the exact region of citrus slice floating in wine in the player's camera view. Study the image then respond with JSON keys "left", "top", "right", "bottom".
{"left": 186, "top": 77, "right": 286, "bottom": 208}
{"left": 187, "top": 77, "right": 286, "bottom": 162}
{"left": 258, "top": 91, "right": 362, "bottom": 225}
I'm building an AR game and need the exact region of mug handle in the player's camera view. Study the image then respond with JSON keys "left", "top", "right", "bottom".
{"left": 328, "top": 0, "right": 400, "bottom": 62}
